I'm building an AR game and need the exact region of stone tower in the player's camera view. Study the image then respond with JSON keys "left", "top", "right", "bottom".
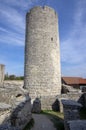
{"left": 0, "top": 64, "right": 5, "bottom": 86}
{"left": 24, "top": 6, "right": 61, "bottom": 99}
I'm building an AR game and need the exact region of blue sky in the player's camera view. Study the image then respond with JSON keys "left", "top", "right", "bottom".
{"left": 0, "top": 0, "right": 86, "bottom": 77}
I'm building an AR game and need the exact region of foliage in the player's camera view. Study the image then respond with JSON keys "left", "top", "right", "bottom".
{"left": 41, "top": 110, "right": 64, "bottom": 130}
{"left": 5, "top": 74, "right": 24, "bottom": 80}
{"left": 23, "top": 118, "right": 34, "bottom": 130}
{"left": 9, "top": 75, "right": 16, "bottom": 80}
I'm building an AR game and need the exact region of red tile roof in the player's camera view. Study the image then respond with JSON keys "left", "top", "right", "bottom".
{"left": 79, "top": 78, "right": 86, "bottom": 84}
{"left": 62, "top": 77, "right": 86, "bottom": 85}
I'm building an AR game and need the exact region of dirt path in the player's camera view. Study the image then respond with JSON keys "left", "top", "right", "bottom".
{"left": 31, "top": 114, "right": 56, "bottom": 130}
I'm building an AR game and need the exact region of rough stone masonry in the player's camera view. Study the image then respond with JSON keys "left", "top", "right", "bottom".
{"left": 24, "top": 6, "right": 61, "bottom": 100}
{"left": 0, "top": 64, "right": 5, "bottom": 87}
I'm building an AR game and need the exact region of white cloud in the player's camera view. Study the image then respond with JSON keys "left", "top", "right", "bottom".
{"left": 0, "top": 27, "right": 9, "bottom": 33}
{"left": 0, "top": 5, "right": 25, "bottom": 31}
{"left": 0, "top": 26, "right": 24, "bottom": 46}
{"left": 0, "top": 0, "right": 47, "bottom": 46}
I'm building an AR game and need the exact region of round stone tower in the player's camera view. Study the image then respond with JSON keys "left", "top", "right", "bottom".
{"left": 24, "top": 6, "right": 61, "bottom": 99}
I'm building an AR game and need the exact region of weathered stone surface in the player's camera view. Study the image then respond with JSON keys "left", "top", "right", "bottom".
{"left": 0, "top": 124, "right": 19, "bottom": 130}
{"left": 62, "top": 84, "right": 81, "bottom": 93}
{"left": 32, "top": 98, "right": 41, "bottom": 113}
{"left": 68, "top": 120, "right": 86, "bottom": 130}
{"left": 0, "top": 80, "right": 26, "bottom": 105}
{"left": 24, "top": 6, "right": 61, "bottom": 100}
{"left": 62, "top": 99, "right": 82, "bottom": 130}
{"left": 82, "top": 86, "right": 86, "bottom": 92}
{"left": 0, "top": 103, "right": 11, "bottom": 125}
{"left": 11, "top": 96, "right": 32, "bottom": 130}
{"left": 0, "top": 103, "right": 11, "bottom": 110}
{"left": 33, "top": 92, "right": 83, "bottom": 111}
{"left": 0, "top": 64, "right": 5, "bottom": 87}
{"left": 0, "top": 111, "right": 10, "bottom": 125}
{"left": 0, "top": 80, "right": 32, "bottom": 130}
{"left": 62, "top": 99, "right": 82, "bottom": 109}
{"left": 3, "top": 80, "right": 24, "bottom": 89}
{"left": 83, "top": 93, "right": 86, "bottom": 108}
{"left": 0, "top": 96, "right": 32, "bottom": 130}
{"left": 40, "top": 95, "right": 58, "bottom": 110}
{"left": 0, "top": 80, "right": 83, "bottom": 111}
{"left": 0, "top": 81, "right": 32, "bottom": 130}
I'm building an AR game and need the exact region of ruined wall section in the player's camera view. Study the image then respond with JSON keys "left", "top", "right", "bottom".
{"left": 0, "top": 64, "right": 5, "bottom": 86}
{"left": 24, "top": 6, "right": 61, "bottom": 99}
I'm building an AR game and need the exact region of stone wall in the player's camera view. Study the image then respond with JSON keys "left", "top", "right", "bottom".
{"left": 24, "top": 6, "right": 61, "bottom": 99}
{"left": 40, "top": 95, "right": 58, "bottom": 110}
{"left": 83, "top": 93, "right": 86, "bottom": 108}
{"left": 1, "top": 80, "right": 84, "bottom": 111}
{"left": 62, "top": 99, "right": 82, "bottom": 130}
{"left": 4, "top": 80, "right": 23, "bottom": 88}
{"left": 0, "top": 64, "right": 5, "bottom": 87}
{"left": 0, "top": 80, "right": 24, "bottom": 105}
{"left": 0, "top": 103, "right": 11, "bottom": 125}
{"left": 57, "top": 93, "right": 82, "bottom": 112}
{"left": 36, "top": 92, "right": 82, "bottom": 111}
{"left": 62, "top": 84, "right": 81, "bottom": 93}
{"left": 0, "top": 80, "right": 32, "bottom": 130}
{"left": 68, "top": 120, "right": 86, "bottom": 130}
{"left": 82, "top": 86, "right": 86, "bottom": 92}
{"left": 10, "top": 96, "right": 32, "bottom": 130}
{"left": 62, "top": 99, "right": 86, "bottom": 130}
{"left": 0, "top": 94, "right": 32, "bottom": 130}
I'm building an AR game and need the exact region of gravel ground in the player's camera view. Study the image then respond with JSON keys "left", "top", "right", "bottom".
{"left": 31, "top": 114, "right": 56, "bottom": 130}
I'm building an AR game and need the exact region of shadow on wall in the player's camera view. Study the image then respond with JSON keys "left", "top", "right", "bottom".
{"left": 52, "top": 99, "right": 60, "bottom": 111}
{"left": 0, "top": 94, "right": 32, "bottom": 130}
{"left": 78, "top": 93, "right": 86, "bottom": 108}
{"left": 32, "top": 98, "right": 41, "bottom": 113}
{"left": 31, "top": 97, "right": 60, "bottom": 112}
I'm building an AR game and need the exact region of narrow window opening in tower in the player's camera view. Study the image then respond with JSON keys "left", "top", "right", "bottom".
{"left": 51, "top": 37, "right": 53, "bottom": 41}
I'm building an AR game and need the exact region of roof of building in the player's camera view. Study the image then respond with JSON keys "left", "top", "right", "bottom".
{"left": 62, "top": 77, "right": 86, "bottom": 85}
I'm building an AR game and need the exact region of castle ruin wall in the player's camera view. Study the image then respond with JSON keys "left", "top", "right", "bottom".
{"left": 0, "top": 64, "right": 5, "bottom": 87}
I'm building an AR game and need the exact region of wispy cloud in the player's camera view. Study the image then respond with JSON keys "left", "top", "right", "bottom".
{"left": 0, "top": 1, "right": 26, "bottom": 29}
{"left": 0, "top": 2, "right": 25, "bottom": 46}
{"left": 61, "top": 0, "right": 86, "bottom": 77}
{"left": 0, "top": 26, "right": 24, "bottom": 46}
{"left": 0, "top": 0, "right": 47, "bottom": 46}
{"left": 0, "top": 0, "right": 31, "bottom": 10}
{"left": 0, "top": 0, "right": 47, "bottom": 75}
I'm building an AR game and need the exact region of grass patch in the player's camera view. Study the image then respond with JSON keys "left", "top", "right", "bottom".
{"left": 41, "top": 110, "right": 64, "bottom": 130}
{"left": 23, "top": 118, "right": 34, "bottom": 130}
{"left": 79, "top": 107, "right": 86, "bottom": 119}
